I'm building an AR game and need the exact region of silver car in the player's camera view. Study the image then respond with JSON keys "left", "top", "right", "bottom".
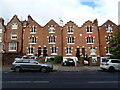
{"left": 11, "top": 59, "right": 53, "bottom": 72}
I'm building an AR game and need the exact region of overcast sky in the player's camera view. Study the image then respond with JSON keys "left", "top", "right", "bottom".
{"left": 0, "top": 0, "right": 119, "bottom": 26}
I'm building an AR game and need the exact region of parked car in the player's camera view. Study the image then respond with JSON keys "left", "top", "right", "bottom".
{"left": 100, "top": 59, "right": 120, "bottom": 72}
{"left": 11, "top": 59, "right": 53, "bottom": 72}
{"left": 62, "top": 58, "right": 75, "bottom": 66}
{"left": 15, "top": 56, "right": 23, "bottom": 61}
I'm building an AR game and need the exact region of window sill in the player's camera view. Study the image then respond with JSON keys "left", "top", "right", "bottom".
{"left": 27, "top": 53, "right": 34, "bottom": 55}
{"left": 49, "top": 32, "right": 55, "bottom": 34}
{"left": 9, "top": 50, "right": 17, "bottom": 52}
{"left": 48, "top": 43, "right": 56, "bottom": 44}
{"left": 106, "top": 31, "right": 113, "bottom": 33}
{"left": 67, "top": 43, "right": 74, "bottom": 45}
{"left": 51, "top": 53, "right": 57, "bottom": 55}
{"left": 90, "top": 53, "right": 96, "bottom": 55}
{"left": 29, "top": 43, "right": 36, "bottom": 45}
{"left": 30, "top": 32, "right": 36, "bottom": 34}
{"left": 87, "top": 43, "right": 94, "bottom": 44}
{"left": 106, "top": 53, "right": 112, "bottom": 56}
{"left": 68, "top": 32, "right": 74, "bottom": 34}
{"left": 66, "top": 54, "right": 72, "bottom": 55}
{"left": 87, "top": 32, "right": 93, "bottom": 34}
{"left": 11, "top": 39, "right": 17, "bottom": 40}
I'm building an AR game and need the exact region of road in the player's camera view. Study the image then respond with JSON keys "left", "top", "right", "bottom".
{"left": 2, "top": 70, "right": 120, "bottom": 89}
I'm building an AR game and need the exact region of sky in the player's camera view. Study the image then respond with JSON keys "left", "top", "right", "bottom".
{"left": 0, "top": 0, "right": 119, "bottom": 26}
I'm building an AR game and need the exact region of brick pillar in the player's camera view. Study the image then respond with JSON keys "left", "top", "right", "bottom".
{"left": 88, "top": 57, "right": 92, "bottom": 66}
{"left": 79, "top": 57, "right": 84, "bottom": 66}
{"left": 97, "top": 57, "right": 101, "bottom": 66}
{"left": 39, "top": 57, "right": 45, "bottom": 63}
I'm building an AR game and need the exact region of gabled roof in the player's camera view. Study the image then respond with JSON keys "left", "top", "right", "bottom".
{"left": 7, "top": 15, "right": 22, "bottom": 26}
{"left": 44, "top": 19, "right": 60, "bottom": 27}
{"left": 81, "top": 20, "right": 92, "bottom": 27}
{"left": 64, "top": 20, "right": 78, "bottom": 27}
{"left": 27, "top": 15, "right": 42, "bottom": 27}
{"left": 101, "top": 20, "right": 117, "bottom": 27}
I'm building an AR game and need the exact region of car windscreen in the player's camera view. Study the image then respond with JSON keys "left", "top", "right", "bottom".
{"left": 102, "top": 58, "right": 109, "bottom": 62}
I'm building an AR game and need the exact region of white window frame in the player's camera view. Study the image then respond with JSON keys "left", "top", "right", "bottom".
{"left": 0, "top": 29, "right": 2, "bottom": 33}
{"left": 12, "top": 23, "right": 18, "bottom": 29}
{"left": 87, "top": 37, "right": 94, "bottom": 44}
{"left": 28, "top": 47, "right": 34, "bottom": 55}
{"left": 67, "top": 37, "right": 74, "bottom": 44}
{"left": 106, "top": 47, "right": 112, "bottom": 56}
{"left": 49, "top": 27, "right": 55, "bottom": 33}
{"left": 11, "top": 33, "right": 17, "bottom": 40}
{"left": 30, "top": 37, "right": 36, "bottom": 44}
{"left": 86, "top": 26, "right": 92, "bottom": 33}
{"left": 51, "top": 47, "right": 57, "bottom": 55}
{"left": 106, "top": 26, "right": 113, "bottom": 33}
{"left": 49, "top": 36, "right": 56, "bottom": 44}
{"left": 90, "top": 47, "right": 96, "bottom": 55}
{"left": 106, "top": 36, "right": 112, "bottom": 44}
{"left": 9, "top": 43, "right": 17, "bottom": 52}
{"left": 30, "top": 26, "right": 36, "bottom": 34}
{"left": 68, "top": 27, "right": 73, "bottom": 34}
{"left": 66, "top": 48, "right": 72, "bottom": 55}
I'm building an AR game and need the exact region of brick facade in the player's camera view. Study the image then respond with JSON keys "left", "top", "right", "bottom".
{"left": 1, "top": 15, "right": 119, "bottom": 59}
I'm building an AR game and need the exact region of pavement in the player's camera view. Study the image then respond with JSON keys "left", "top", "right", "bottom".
{"left": 2, "top": 64, "right": 101, "bottom": 71}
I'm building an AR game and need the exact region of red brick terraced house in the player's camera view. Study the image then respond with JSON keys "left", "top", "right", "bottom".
{"left": 2, "top": 15, "right": 119, "bottom": 64}
{"left": 99, "top": 20, "right": 118, "bottom": 57}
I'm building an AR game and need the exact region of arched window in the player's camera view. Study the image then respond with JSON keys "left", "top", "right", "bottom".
{"left": 86, "top": 26, "right": 92, "bottom": 33}
{"left": 28, "top": 47, "right": 33, "bottom": 54}
{"left": 66, "top": 48, "right": 72, "bottom": 54}
{"left": 30, "top": 26, "right": 36, "bottom": 34}
{"left": 49, "top": 36, "right": 55, "bottom": 43}
{"left": 68, "top": 27, "right": 73, "bottom": 34}
{"left": 52, "top": 47, "right": 56, "bottom": 53}
{"left": 87, "top": 37, "right": 93, "bottom": 43}
{"left": 68, "top": 37, "right": 74, "bottom": 43}
{"left": 30, "top": 37, "right": 36, "bottom": 44}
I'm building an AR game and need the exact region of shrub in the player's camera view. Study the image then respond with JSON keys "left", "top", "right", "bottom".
{"left": 54, "top": 56, "right": 63, "bottom": 63}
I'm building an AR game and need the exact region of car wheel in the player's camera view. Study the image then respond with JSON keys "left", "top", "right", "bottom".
{"left": 41, "top": 67, "right": 47, "bottom": 73}
{"left": 15, "top": 67, "right": 21, "bottom": 72}
{"left": 108, "top": 67, "right": 115, "bottom": 72}
{"left": 101, "top": 68, "right": 106, "bottom": 72}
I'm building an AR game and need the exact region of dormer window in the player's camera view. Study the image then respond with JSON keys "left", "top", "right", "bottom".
{"left": 86, "top": 26, "right": 92, "bottom": 33}
{"left": 68, "top": 27, "right": 73, "bottom": 34}
{"left": 106, "top": 25, "right": 113, "bottom": 33}
{"left": 12, "top": 23, "right": 18, "bottom": 29}
{"left": 30, "top": 26, "right": 36, "bottom": 34}
{"left": 49, "top": 26, "right": 55, "bottom": 33}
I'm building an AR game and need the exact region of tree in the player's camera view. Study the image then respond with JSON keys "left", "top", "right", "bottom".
{"left": 109, "top": 28, "right": 120, "bottom": 59}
